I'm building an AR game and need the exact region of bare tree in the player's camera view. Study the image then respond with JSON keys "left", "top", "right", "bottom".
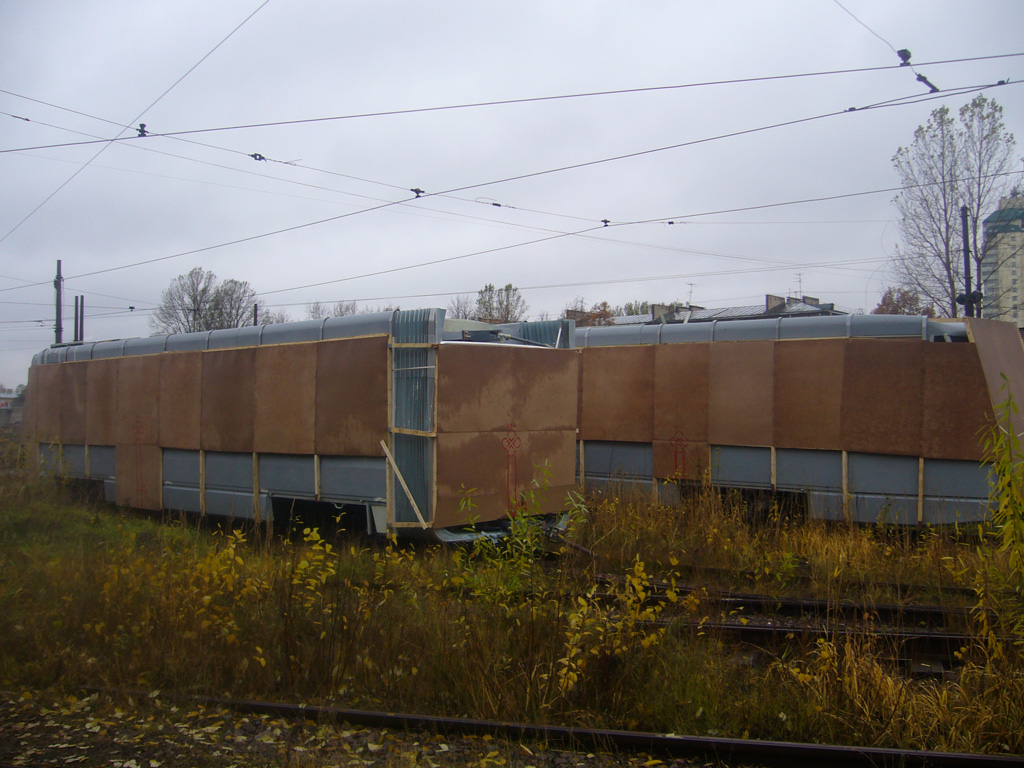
{"left": 891, "top": 96, "right": 1019, "bottom": 317}
{"left": 152, "top": 267, "right": 271, "bottom": 333}
{"left": 445, "top": 293, "right": 475, "bottom": 320}
{"left": 306, "top": 300, "right": 357, "bottom": 319}
{"left": 474, "top": 283, "right": 528, "bottom": 323}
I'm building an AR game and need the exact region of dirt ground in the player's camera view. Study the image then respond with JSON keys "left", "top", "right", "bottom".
{"left": 0, "top": 690, "right": 711, "bottom": 768}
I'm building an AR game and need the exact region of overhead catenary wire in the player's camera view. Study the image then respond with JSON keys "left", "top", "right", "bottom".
{"left": 2, "top": 52, "right": 1021, "bottom": 157}
{"left": 0, "top": 0, "right": 273, "bottom": 246}
{"left": 0, "top": 77, "right": 1009, "bottom": 298}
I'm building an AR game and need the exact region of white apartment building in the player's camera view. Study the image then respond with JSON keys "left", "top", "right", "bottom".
{"left": 981, "top": 195, "right": 1024, "bottom": 327}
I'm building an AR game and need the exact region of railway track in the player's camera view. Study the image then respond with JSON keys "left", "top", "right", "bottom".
{"left": 89, "top": 690, "right": 1020, "bottom": 768}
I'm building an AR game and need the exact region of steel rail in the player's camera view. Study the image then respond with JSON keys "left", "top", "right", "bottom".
{"left": 163, "top": 693, "right": 1022, "bottom": 768}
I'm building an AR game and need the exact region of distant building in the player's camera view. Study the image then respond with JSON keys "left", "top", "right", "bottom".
{"left": 981, "top": 195, "right": 1024, "bottom": 328}
{"left": 612, "top": 294, "right": 847, "bottom": 325}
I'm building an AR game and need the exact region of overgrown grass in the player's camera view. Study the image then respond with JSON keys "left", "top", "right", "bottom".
{"left": 1, "top": 437, "right": 1022, "bottom": 754}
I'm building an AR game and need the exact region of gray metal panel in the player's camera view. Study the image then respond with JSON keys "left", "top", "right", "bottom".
{"left": 66, "top": 343, "right": 97, "bottom": 361}
{"left": 495, "top": 319, "right": 576, "bottom": 349}
{"left": 926, "top": 320, "right": 969, "bottom": 342}
{"left": 583, "top": 325, "right": 647, "bottom": 347}
{"left": 922, "top": 498, "right": 989, "bottom": 525}
{"left": 320, "top": 456, "right": 387, "bottom": 502}
{"left": 259, "top": 454, "right": 316, "bottom": 498}
{"left": 42, "top": 347, "right": 69, "bottom": 364}
{"left": 778, "top": 316, "right": 851, "bottom": 340}
{"left": 710, "top": 445, "right": 771, "bottom": 489}
{"left": 322, "top": 311, "right": 396, "bottom": 340}
{"left": 163, "top": 485, "right": 202, "bottom": 514}
{"left": 103, "top": 478, "right": 117, "bottom": 504}
{"left": 923, "top": 459, "right": 990, "bottom": 500}
{"left": 583, "top": 441, "right": 653, "bottom": 481}
{"left": 32, "top": 351, "right": 45, "bottom": 366}
{"left": 40, "top": 443, "right": 61, "bottom": 473}
{"left": 850, "top": 494, "right": 917, "bottom": 525}
{"left": 638, "top": 325, "right": 663, "bottom": 345}
{"left": 89, "top": 445, "right": 116, "bottom": 479}
{"left": 123, "top": 336, "right": 168, "bottom": 356}
{"left": 392, "top": 433, "right": 432, "bottom": 523}
{"left": 205, "top": 489, "right": 268, "bottom": 520}
{"left": 91, "top": 340, "right": 127, "bottom": 359}
{"left": 393, "top": 347, "right": 435, "bottom": 431}
{"left": 660, "top": 323, "right": 713, "bottom": 343}
{"left": 848, "top": 453, "right": 918, "bottom": 495}
{"left": 208, "top": 326, "right": 263, "bottom": 350}
{"left": 776, "top": 449, "right": 842, "bottom": 491}
{"left": 205, "top": 451, "right": 253, "bottom": 492}
{"left": 162, "top": 449, "right": 200, "bottom": 486}
{"left": 711, "top": 318, "right": 780, "bottom": 341}
{"left": 164, "top": 331, "right": 212, "bottom": 352}
{"left": 259, "top": 319, "right": 326, "bottom": 345}
{"left": 807, "top": 491, "right": 845, "bottom": 520}
{"left": 63, "top": 444, "right": 87, "bottom": 477}
{"left": 849, "top": 314, "right": 927, "bottom": 339}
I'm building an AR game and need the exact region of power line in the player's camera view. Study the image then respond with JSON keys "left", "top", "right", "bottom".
{"left": 3, "top": 53, "right": 1020, "bottom": 156}
{"left": 0, "top": 0, "right": 272, "bottom": 245}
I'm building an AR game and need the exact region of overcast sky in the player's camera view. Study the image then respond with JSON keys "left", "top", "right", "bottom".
{"left": 2, "top": 0, "right": 1023, "bottom": 386}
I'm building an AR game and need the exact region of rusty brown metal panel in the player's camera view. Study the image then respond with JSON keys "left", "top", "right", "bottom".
{"left": 22, "top": 365, "right": 39, "bottom": 447}
{"left": 773, "top": 338, "right": 845, "bottom": 450}
{"left": 255, "top": 343, "right": 316, "bottom": 454}
{"left": 86, "top": 358, "right": 119, "bottom": 446}
{"left": 436, "top": 345, "right": 577, "bottom": 433}
{"left": 922, "top": 343, "right": 995, "bottom": 461}
{"left": 60, "top": 362, "right": 88, "bottom": 445}
{"left": 117, "top": 355, "right": 161, "bottom": 446}
{"left": 708, "top": 340, "right": 774, "bottom": 446}
{"left": 965, "top": 317, "right": 1024, "bottom": 439}
{"left": 160, "top": 352, "right": 202, "bottom": 450}
{"left": 840, "top": 338, "right": 923, "bottom": 456}
{"left": 35, "top": 363, "right": 63, "bottom": 444}
{"left": 433, "top": 429, "right": 576, "bottom": 528}
{"left": 315, "top": 336, "right": 388, "bottom": 456}
{"left": 115, "top": 444, "right": 162, "bottom": 510}
{"left": 653, "top": 343, "right": 709, "bottom": 444}
{"left": 579, "top": 346, "right": 655, "bottom": 442}
{"left": 202, "top": 348, "right": 255, "bottom": 453}
{"left": 653, "top": 439, "right": 709, "bottom": 481}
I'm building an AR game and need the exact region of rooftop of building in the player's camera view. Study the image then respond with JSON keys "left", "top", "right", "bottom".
{"left": 611, "top": 294, "right": 846, "bottom": 325}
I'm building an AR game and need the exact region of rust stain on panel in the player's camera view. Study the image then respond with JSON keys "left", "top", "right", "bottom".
{"left": 434, "top": 429, "right": 576, "bottom": 528}
{"left": 61, "top": 362, "right": 88, "bottom": 445}
{"left": 86, "top": 358, "right": 119, "bottom": 446}
{"left": 841, "top": 338, "right": 923, "bottom": 456}
{"left": 316, "top": 336, "right": 388, "bottom": 456}
{"left": 160, "top": 353, "right": 202, "bottom": 450}
{"left": 653, "top": 439, "right": 709, "bottom": 481}
{"left": 922, "top": 343, "right": 994, "bottom": 461}
{"left": 202, "top": 348, "right": 255, "bottom": 452}
{"left": 115, "top": 444, "right": 162, "bottom": 510}
{"left": 774, "top": 339, "right": 844, "bottom": 450}
{"left": 653, "top": 343, "right": 709, "bottom": 443}
{"left": 436, "top": 345, "right": 577, "bottom": 433}
{"left": 580, "top": 346, "right": 655, "bottom": 442}
{"left": 255, "top": 343, "right": 316, "bottom": 454}
{"left": 708, "top": 341, "right": 774, "bottom": 446}
{"left": 117, "top": 355, "right": 161, "bottom": 446}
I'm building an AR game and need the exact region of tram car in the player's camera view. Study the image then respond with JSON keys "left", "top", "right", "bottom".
{"left": 22, "top": 309, "right": 1024, "bottom": 534}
